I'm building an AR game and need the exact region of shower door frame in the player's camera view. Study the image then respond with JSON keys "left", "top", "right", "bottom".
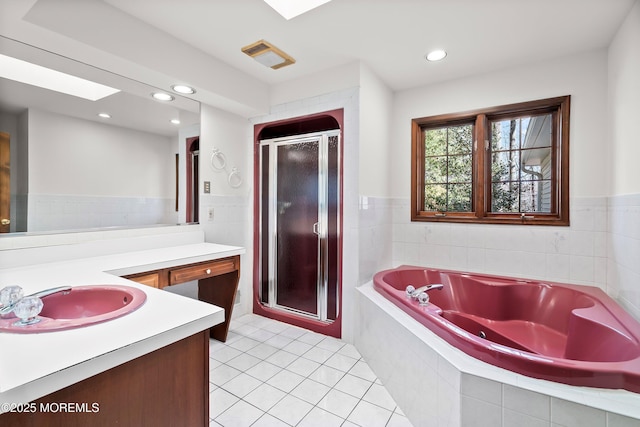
{"left": 258, "top": 130, "right": 341, "bottom": 322}
{"left": 252, "top": 109, "right": 344, "bottom": 338}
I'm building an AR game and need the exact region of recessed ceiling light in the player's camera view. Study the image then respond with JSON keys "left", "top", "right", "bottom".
{"left": 0, "top": 53, "right": 120, "bottom": 101}
{"left": 264, "top": 0, "right": 331, "bottom": 20}
{"left": 98, "top": 113, "right": 111, "bottom": 119}
{"left": 426, "top": 49, "right": 447, "bottom": 62}
{"left": 170, "top": 119, "right": 181, "bottom": 125}
{"left": 171, "top": 85, "right": 196, "bottom": 95}
{"left": 151, "top": 92, "right": 174, "bottom": 101}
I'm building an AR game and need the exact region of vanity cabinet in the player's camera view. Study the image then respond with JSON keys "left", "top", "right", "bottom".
{"left": 0, "top": 330, "right": 210, "bottom": 427}
{"left": 123, "top": 255, "right": 240, "bottom": 342}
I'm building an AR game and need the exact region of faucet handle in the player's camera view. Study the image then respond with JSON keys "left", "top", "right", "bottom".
{"left": 0, "top": 285, "right": 24, "bottom": 316}
{"left": 13, "top": 296, "right": 43, "bottom": 326}
{"left": 405, "top": 285, "right": 416, "bottom": 298}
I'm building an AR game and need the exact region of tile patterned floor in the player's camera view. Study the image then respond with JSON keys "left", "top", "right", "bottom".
{"left": 209, "top": 314, "right": 414, "bottom": 427}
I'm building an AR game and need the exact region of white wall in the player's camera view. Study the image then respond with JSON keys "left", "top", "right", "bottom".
{"left": 391, "top": 50, "right": 609, "bottom": 199}
{"left": 198, "top": 103, "right": 253, "bottom": 316}
{"left": 25, "top": 108, "right": 177, "bottom": 231}
{"left": 608, "top": 0, "right": 640, "bottom": 196}
{"left": 382, "top": 51, "right": 611, "bottom": 294}
{"left": 607, "top": 0, "right": 640, "bottom": 320}
{"left": 28, "top": 108, "right": 173, "bottom": 197}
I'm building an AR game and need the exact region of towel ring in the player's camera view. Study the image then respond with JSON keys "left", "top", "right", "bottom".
{"left": 210, "top": 149, "right": 226, "bottom": 171}
{"left": 228, "top": 168, "right": 242, "bottom": 188}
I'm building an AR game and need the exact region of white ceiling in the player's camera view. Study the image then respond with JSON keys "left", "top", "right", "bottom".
{"left": 1, "top": 0, "right": 636, "bottom": 117}
{"left": 102, "top": 0, "right": 635, "bottom": 90}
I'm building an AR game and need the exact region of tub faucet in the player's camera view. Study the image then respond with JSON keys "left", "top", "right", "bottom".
{"left": 405, "top": 283, "right": 444, "bottom": 299}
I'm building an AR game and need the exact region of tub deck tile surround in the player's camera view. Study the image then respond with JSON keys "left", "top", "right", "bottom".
{"left": 356, "top": 282, "right": 640, "bottom": 427}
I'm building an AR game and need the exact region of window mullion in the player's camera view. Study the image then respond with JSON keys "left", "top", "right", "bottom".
{"left": 475, "top": 114, "right": 487, "bottom": 219}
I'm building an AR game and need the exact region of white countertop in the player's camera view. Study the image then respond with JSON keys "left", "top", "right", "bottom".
{"left": 0, "top": 242, "right": 245, "bottom": 411}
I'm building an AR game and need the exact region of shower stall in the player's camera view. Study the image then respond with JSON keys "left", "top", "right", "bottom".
{"left": 253, "top": 112, "right": 343, "bottom": 337}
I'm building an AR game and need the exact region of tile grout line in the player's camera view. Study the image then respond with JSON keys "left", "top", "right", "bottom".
{"left": 209, "top": 315, "right": 410, "bottom": 426}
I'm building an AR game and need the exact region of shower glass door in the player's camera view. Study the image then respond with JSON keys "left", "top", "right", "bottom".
{"left": 260, "top": 130, "right": 340, "bottom": 321}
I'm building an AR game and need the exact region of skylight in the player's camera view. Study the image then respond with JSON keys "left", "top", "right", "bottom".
{"left": 0, "top": 53, "right": 120, "bottom": 101}
{"left": 264, "top": 0, "right": 332, "bottom": 20}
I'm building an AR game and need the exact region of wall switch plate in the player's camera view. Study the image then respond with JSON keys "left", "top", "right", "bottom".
{"left": 208, "top": 207, "right": 214, "bottom": 221}
{"left": 204, "top": 181, "right": 211, "bottom": 193}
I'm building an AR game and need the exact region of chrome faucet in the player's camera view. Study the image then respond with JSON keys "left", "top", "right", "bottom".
{"left": 0, "top": 285, "right": 72, "bottom": 316}
{"left": 405, "top": 283, "right": 444, "bottom": 306}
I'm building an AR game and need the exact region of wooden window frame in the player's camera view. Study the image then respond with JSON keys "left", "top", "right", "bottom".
{"left": 411, "top": 96, "right": 570, "bottom": 226}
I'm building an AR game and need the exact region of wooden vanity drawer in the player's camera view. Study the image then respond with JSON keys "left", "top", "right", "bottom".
{"left": 125, "top": 271, "right": 162, "bottom": 288}
{"left": 169, "top": 257, "right": 238, "bottom": 285}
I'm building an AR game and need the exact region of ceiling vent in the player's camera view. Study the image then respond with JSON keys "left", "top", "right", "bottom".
{"left": 241, "top": 40, "right": 295, "bottom": 70}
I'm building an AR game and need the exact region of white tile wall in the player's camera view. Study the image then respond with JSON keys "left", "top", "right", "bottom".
{"left": 608, "top": 194, "right": 640, "bottom": 320}
{"left": 26, "top": 194, "right": 177, "bottom": 232}
{"left": 387, "top": 196, "right": 611, "bottom": 290}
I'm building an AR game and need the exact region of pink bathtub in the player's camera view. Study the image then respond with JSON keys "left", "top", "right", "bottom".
{"left": 373, "top": 266, "right": 640, "bottom": 392}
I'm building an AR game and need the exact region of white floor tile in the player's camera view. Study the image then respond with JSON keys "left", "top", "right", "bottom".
{"left": 362, "top": 383, "right": 398, "bottom": 411}
{"left": 211, "top": 346, "right": 242, "bottom": 363}
{"left": 261, "top": 320, "right": 291, "bottom": 334}
{"left": 266, "top": 369, "right": 305, "bottom": 393}
{"left": 298, "top": 406, "right": 344, "bottom": 427}
{"left": 290, "top": 378, "right": 331, "bottom": 405}
{"left": 337, "top": 343, "right": 362, "bottom": 359}
{"left": 316, "top": 388, "right": 360, "bottom": 419}
{"left": 316, "top": 336, "right": 345, "bottom": 352}
{"left": 265, "top": 349, "right": 299, "bottom": 368}
{"left": 227, "top": 336, "right": 261, "bottom": 352}
{"left": 226, "top": 352, "right": 262, "bottom": 371}
{"left": 334, "top": 373, "right": 373, "bottom": 399}
{"left": 348, "top": 360, "right": 377, "bottom": 382}
{"left": 209, "top": 387, "right": 239, "bottom": 419}
{"left": 307, "top": 365, "right": 345, "bottom": 387}
{"left": 285, "top": 357, "right": 320, "bottom": 377}
{"left": 243, "top": 383, "right": 287, "bottom": 412}
{"left": 251, "top": 413, "right": 290, "bottom": 427}
{"left": 281, "top": 339, "right": 313, "bottom": 356}
{"left": 215, "top": 314, "right": 415, "bottom": 427}
{"left": 221, "top": 372, "right": 262, "bottom": 398}
{"left": 278, "top": 325, "right": 308, "bottom": 340}
{"left": 302, "top": 346, "right": 335, "bottom": 363}
{"left": 268, "top": 394, "right": 313, "bottom": 426}
{"left": 387, "top": 412, "right": 414, "bottom": 427}
{"left": 297, "top": 331, "right": 325, "bottom": 346}
{"left": 245, "top": 360, "right": 283, "bottom": 382}
{"left": 265, "top": 334, "right": 294, "bottom": 349}
{"left": 324, "top": 353, "right": 358, "bottom": 372}
{"left": 209, "top": 358, "right": 223, "bottom": 371}
{"left": 246, "top": 342, "right": 279, "bottom": 360}
{"left": 210, "top": 364, "right": 242, "bottom": 387}
{"left": 230, "top": 323, "right": 259, "bottom": 337}
{"left": 247, "top": 328, "right": 277, "bottom": 343}
{"left": 215, "top": 399, "right": 263, "bottom": 427}
{"left": 347, "top": 400, "right": 393, "bottom": 427}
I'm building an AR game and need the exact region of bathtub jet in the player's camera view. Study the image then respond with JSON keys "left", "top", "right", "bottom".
{"left": 374, "top": 265, "right": 640, "bottom": 393}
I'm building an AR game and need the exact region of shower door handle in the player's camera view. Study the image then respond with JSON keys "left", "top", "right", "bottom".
{"left": 312, "top": 222, "right": 320, "bottom": 235}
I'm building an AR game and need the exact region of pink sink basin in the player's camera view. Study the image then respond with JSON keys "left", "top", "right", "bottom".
{"left": 0, "top": 285, "right": 146, "bottom": 333}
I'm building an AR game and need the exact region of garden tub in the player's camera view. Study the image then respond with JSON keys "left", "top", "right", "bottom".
{"left": 373, "top": 265, "right": 640, "bottom": 392}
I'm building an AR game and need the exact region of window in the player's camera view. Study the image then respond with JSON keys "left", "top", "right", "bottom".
{"left": 411, "top": 96, "right": 570, "bottom": 225}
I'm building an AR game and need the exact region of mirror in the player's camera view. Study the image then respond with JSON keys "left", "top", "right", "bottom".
{"left": 0, "top": 37, "right": 200, "bottom": 235}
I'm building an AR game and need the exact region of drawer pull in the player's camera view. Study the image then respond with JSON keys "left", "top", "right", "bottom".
{"left": 206, "top": 269, "right": 211, "bottom": 275}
